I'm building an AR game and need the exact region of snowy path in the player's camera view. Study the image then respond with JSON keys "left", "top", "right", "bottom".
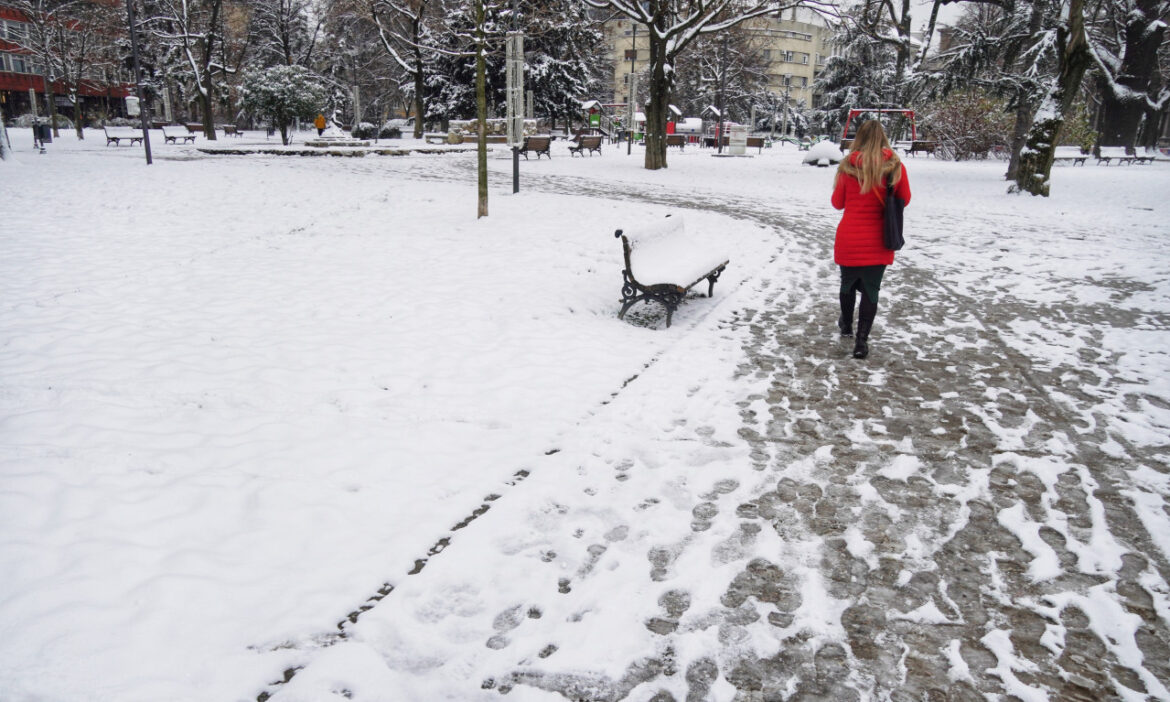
{"left": 262, "top": 151, "right": 1170, "bottom": 701}
{"left": 2, "top": 133, "right": 1168, "bottom": 702}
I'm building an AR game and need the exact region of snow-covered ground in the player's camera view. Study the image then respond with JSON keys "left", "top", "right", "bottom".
{"left": 2, "top": 128, "right": 1168, "bottom": 702}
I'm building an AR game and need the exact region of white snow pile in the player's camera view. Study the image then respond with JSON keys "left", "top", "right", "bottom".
{"left": 803, "top": 139, "right": 844, "bottom": 166}
{"left": 2, "top": 127, "right": 1169, "bottom": 702}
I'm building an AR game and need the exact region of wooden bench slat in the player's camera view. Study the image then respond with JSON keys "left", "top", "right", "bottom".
{"left": 569, "top": 135, "right": 603, "bottom": 156}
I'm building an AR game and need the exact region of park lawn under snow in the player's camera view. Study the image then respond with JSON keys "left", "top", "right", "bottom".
{"left": 1, "top": 128, "right": 1169, "bottom": 702}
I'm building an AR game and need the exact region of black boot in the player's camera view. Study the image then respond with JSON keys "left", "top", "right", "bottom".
{"left": 838, "top": 291, "right": 855, "bottom": 337}
{"left": 853, "top": 296, "right": 877, "bottom": 359}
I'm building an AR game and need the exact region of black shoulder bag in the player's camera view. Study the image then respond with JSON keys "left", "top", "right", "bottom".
{"left": 883, "top": 174, "right": 905, "bottom": 251}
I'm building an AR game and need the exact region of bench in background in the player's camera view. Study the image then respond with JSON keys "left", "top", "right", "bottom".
{"left": 518, "top": 135, "right": 551, "bottom": 159}
{"left": 569, "top": 135, "right": 603, "bottom": 157}
{"left": 161, "top": 125, "right": 196, "bottom": 144}
{"left": 103, "top": 126, "right": 143, "bottom": 146}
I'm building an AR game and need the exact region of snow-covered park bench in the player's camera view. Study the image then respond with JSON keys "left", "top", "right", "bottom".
{"left": 518, "top": 135, "right": 551, "bottom": 159}
{"left": 907, "top": 140, "right": 937, "bottom": 156}
{"left": 1052, "top": 147, "right": 1088, "bottom": 166}
{"left": 1095, "top": 146, "right": 1153, "bottom": 165}
{"left": 615, "top": 216, "right": 729, "bottom": 328}
{"left": 103, "top": 126, "right": 143, "bottom": 146}
{"left": 161, "top": 125, "right": 196, "bottom": 144}
{"left": 569, "top": 135, "right": 603, "bottom": 157}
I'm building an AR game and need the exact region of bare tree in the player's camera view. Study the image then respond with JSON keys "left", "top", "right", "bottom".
{"left": 250, "top": 0, "right": 322, "bottom": 67}
{"left": 146, "top": 0, "right": 228, "bottom": 139}
{"left": 581, "top": 0, "right": 827, "bottom": 170}
{"left": 369, "top": 0, "right": 434, "bottom": 139}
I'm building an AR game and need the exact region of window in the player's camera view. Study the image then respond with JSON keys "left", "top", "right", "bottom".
{"left": 624, "top": 49, "right": 637, "bottom": 60}
{"left": 800, "top": 76, "right": 808, "bottom": 87}
{"left": 801, "top": 53, "right": 809, "bottom": 64}
{"left": 0, "top": 53, "right": 8, "bottom": 72}
{"left": 10, "top": 54, "right": 27, "bottom": 73}
{"left": 6, "top": 20, "right": 27, "bottom": 41}
{"left": 763, "top": 49, "right": 771, "bottom": 59}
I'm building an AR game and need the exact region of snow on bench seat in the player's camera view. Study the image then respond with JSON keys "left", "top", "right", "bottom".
{"left": 615, "top": 216, "right": 729, "bottom": 328}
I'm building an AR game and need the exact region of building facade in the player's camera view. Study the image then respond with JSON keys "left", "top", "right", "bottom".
{"left": 0, "top": 3, "right": 131, "bottom": 124}
{"left": 601, "top": 8, "right": 832, "bottom": 126}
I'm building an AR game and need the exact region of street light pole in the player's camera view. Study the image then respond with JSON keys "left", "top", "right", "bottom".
{"left": 627, "top": 24, "right": 636, "bottom": 156}
{"left": 125, "top": 0, "right": 153, "bottom": 164}
{"left": 781, "top": 82, "right": 791, "bottom": 138}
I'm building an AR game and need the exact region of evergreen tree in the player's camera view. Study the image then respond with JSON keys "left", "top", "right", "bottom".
{"left": 240, "top": 63, "right": 327, "bottom": 142}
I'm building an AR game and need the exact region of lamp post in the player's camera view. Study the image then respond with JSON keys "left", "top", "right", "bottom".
{"left": 627, "top": 24, "right": 636, "bottom": 156}
{"left": 781, "top": 81, "right": 791, "bottom": 137}
{"left": 125, "top": 0, "right": 153, "bottom": 165}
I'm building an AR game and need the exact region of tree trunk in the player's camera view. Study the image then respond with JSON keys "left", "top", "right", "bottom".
{"left": 1096, "top": 0, "right": 1165, "bottom": 152}
{"left": 73, "top": 78, "right": 84, "bottom": 140}
{"left": 44, "top": 75, "right": 59, "bottom": 137}
{"left": 412, "top": 16, "right": 425, "bottom": 140}
{"left": 475, "top": 0, "right": 487, "bottom": 218}
{"left": 200, "top": 87, "right": 216, "bottom": 140}
{"left": 1012, "top": 0, "right": 1091, "bottom": 196}
{"left": 280, "top": 123, "right": 289, "bottom": 145}
{"left": 0, "top": 107, "right": 10, "bottom": 160}
{"left": 1005, "top": 0, "right": 1047, "bottom": 180}
{"left": 643, "top": 29, "right": 669, "bottom": 170}
{"left": 1005, "top": 89, "right": 1038, "bottom": 181}
{"left": 199, "top": 0, "right": 222, "bottom": 141}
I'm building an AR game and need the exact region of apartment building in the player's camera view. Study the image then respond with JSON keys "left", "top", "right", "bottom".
{"left": 601, "top": 8, "right": 832, "bottom": 120}
{"left": 0, "top": 3, "right": 131, "bottom": 123}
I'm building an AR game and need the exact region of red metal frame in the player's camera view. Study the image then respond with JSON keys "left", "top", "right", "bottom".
{"left": 842, "top": 108, "right": 917, "bottom": 142}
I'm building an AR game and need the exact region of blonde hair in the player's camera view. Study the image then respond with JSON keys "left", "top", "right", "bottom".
{"left": 836, "top": 120, "right": 902, "bottom": 197}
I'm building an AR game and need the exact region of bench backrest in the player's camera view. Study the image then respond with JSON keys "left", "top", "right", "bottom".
{"left": 666, "top": 134, "right": 684, "bottom": 145}
{"left": 617, "top": 216, "right": 728, "bottom": 288}
{"left": 1097, "top": 146, "right": 1133, "bottom": 158}
{"left": 524, "top": 136, "right": 550, "bottom": 149}
{"left": 105, "top": 126, "right": 137, "bottom": 136}
{"left": 579, "top": 135, "right": 602, "bottom": 148}
{"left": 746, "top": 137, "right": 764, "bottom": 147}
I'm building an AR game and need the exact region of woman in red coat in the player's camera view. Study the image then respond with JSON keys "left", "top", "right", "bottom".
{"left": 831, "top": 120, "right": 911, "bottom": 359}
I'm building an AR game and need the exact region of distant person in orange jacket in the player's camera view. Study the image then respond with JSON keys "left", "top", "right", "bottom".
{"left": 831, "top": 120, "right": 912, "bottom": 359}
{"left": 314, "top": 113, "right": 326, "bottom": 136}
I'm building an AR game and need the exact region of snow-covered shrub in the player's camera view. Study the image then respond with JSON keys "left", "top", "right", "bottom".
{"left": 802, "top": 140, "right": 843, "bottom": 166}
{"left": 240, "top": 66, "right": 328, "bottom": 145}
{"left": 1059, "top": 100, "right": 1094, "bottom": 152}
{"left": 14, "top": 113, "right": 74, "bottom": 129}
{"left": 351, "top": 122, "right": 378, "bottom": 139}
{"left": 101, "top": 117, "right": 137, "bottom": 127}
{"left": 919, "top": 89, "right": 1014, "bottom": 160}
{"left": 378, "top": 122, "right": 402, "bottom": 139}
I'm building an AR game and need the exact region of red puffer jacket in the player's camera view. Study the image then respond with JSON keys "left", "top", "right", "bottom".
{"left": 831, "top": 149, "right": 911, "bottom": 267}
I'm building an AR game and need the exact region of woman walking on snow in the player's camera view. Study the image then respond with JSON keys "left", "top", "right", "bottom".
{"left": 831, "top": 120, "right": 911, "bottom": 359}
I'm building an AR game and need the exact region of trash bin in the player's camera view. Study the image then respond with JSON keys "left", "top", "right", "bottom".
{"left": 37, "top": 124, "right": 52, "bottom": 143}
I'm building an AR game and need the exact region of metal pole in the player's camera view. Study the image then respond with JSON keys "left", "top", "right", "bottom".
{"left": 781, "top": 83, "right": 790, "bottom": 137}
{"left": 29, "top": 87, "right": 41, "bottom": 152}
{"left": 125, "top": 0, "right": 153, "bottom": 165}
{"left": 627, "top": 24, "right": 636, "bottom": 155}
{"left": 510, "top": 0, "right": 519, "bottom": 193}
